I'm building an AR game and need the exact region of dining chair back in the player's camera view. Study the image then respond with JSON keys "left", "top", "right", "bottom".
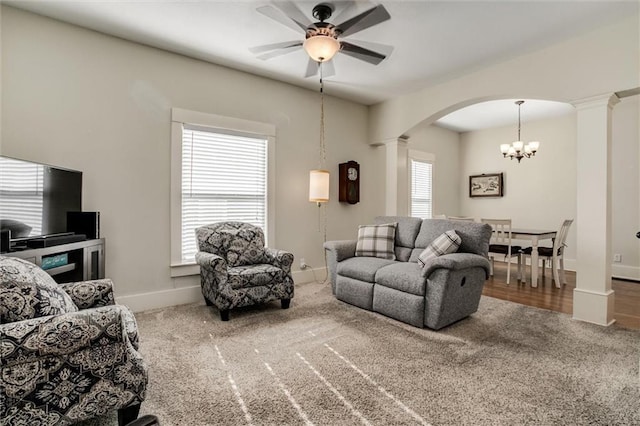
{"left": 448, "top": 216, "right": 475, "bottom": 222}
{"left": 480, "top": 218, "right": 521, "bottom": 284}
{"left": 521, "top": 219, "right": 573, "bottom": 288}
{"left": 549, "top": 219, "right": 573, "bottom": 285}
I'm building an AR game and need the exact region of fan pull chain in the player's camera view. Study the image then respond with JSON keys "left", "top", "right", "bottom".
{"left": 318, "top": 62, "right": 326, "bottom": 170}
{"left": 317, "top": 62, "right": 327, "bottom": 237}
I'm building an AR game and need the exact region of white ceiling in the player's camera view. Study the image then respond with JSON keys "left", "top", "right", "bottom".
{"left": 5, "top": 1, "right": 636, "bottom": 130}
{"left": 435, "top": 99, "right": 576, "bottom": 133}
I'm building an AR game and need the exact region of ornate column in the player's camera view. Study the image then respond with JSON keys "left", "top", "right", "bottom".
{"left": 572, "top": 93, "right": 619, "bottom": 326}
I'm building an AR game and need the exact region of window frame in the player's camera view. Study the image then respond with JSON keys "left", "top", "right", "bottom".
{"left": 170, "top": 108, "right": 276, "bottom": 277}
{"left": 408, "top": 150, "right": 435, "bottom": 219}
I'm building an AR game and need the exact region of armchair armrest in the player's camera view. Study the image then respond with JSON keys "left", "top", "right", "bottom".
{"left": 60, "top": 278, "right": 115, "bottom": 309}
{"left": 1, "top": 305, "right": 148, "bottom": 423}
{"left": 195, "top": 251, "right": 228, "bottom": 290}
{"left": 0, "top": 304, "right": 141, "bottom": 367}
{"left": 264, "top": 248, "right": 294, "bottom": 273}
{"left": 420, "top": 252, "right": 491, "bottom": 279}
{"left": 323, "top": 240, "right": 357, "bottom": 262}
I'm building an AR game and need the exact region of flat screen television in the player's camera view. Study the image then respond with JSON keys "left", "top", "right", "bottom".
{"left": 0, "top": 155, "right": 82, "bottom": 241}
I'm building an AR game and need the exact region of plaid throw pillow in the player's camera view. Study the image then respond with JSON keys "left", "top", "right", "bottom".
{"left": 355, "top": 223, "right": 397, "bottom": 260}
{"left": 417, "top": 230, "right": 461, "bottom": 267}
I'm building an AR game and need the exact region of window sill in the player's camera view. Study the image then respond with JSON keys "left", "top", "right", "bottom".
{"left": 170, "top": 261, "right": 199, "bottom": 278}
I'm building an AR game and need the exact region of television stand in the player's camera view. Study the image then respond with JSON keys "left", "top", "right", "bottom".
{"left": 5, "top": 238, "right": 105, "bottom": 283}
{"left": 26, "top": 233, "right": 87, "bottom": 249}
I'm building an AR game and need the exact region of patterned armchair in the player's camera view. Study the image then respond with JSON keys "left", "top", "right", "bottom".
{"left": 195, "top": 222, "right": 294, "bottom": 321}
{"left": 0, "top": 256, "right": 148, "bottom": 426}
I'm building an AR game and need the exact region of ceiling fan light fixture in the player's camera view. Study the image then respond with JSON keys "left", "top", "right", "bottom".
{"left": 303, "top": 35, "right": 340, "bottom": 62}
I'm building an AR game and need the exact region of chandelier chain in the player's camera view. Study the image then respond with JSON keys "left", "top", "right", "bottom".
{"left": 517, "top": 102, "right": 521, "bottom": 141}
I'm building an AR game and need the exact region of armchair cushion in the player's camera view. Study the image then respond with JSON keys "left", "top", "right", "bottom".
{"left": 196, "top": 222, "right": 266, "bottom": 267}
{"left": 227, "top": 226, "right": 266, "bottom": 267}
{"left": 228, "top": 264, "right": 288, "bottom": 289}
{"left": 0, "top": 256, "right": 77, "bottom": 324}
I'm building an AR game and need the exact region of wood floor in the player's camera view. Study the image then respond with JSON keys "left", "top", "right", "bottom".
{"left": 482, "top": 261, "right": 640, "bottom": 330}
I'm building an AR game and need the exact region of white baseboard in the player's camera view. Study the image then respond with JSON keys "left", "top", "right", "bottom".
{"left": 612, "top": 264, "right": 640, "bottom": 281}
{"left": 117, "top": 285, "right": 202, "bottom": 313}
{"left": 293, "top": 267, "right": 328, "bottom": 284}
{"left": 516, "top": 257, "right": 638, "bottom": 281}
{"left": 116, "top": 267, "right": 328, "bottom": 313}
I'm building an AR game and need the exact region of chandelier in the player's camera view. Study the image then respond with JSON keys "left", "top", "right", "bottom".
{"left": 500, "top": 100, "right": 540, "bottom": 162}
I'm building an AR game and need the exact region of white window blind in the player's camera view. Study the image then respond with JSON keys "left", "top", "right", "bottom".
{"left": 181, "top": 126, "right": 267, "bottom": 261}
{"left": 410, "top": 159, "right": 433, "bottom": 219}
{"left": 0, "top": 157, "right": 44, "bottom": 236}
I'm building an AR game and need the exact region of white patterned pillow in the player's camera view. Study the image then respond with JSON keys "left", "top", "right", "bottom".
{"left": 355, "top": 223, "right": 397, "bottom": 260}
{"left": 417, "top": 230, "right": 461, "bottom": 267}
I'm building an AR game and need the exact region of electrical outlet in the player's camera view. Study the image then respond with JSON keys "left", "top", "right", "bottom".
{"left": 300, "top": 258, "right": 308, "bottom": 270}
{"left": 613, "top": 254, "right": 622, "bottom": 263}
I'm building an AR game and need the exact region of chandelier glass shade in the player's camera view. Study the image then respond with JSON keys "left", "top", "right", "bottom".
{"left": 303, "top": 35, "right": 340, "bottom": 62}
{"left": 500, "top": 100, "right": 540, "bottom": 163}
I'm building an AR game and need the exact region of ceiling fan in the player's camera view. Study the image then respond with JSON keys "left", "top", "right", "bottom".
{"left": 250, "top": 2, "right": 393, "bottom": 78}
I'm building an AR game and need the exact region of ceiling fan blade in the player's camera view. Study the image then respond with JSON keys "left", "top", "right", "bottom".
{"left": 332, "top": 1, "right": 360, "bottom": 26}
{"left": 344, "top": 38, "right": 394, "bottom": 57}
{"left": 272, "top": 1, "right": 314, "bottom": 29}
{"left": 256, "top": 4, "right": 307, "bottom": 33}
{"left": 335, "top": 4, "right": 391, "bottom": 38}
{"left": 322, "top": 60, "right": 336, "bottom": 78}
{"left": 256, "top": 43, "right": 303, "bottom": 60}
{"left": 339, "top": 41, "right": 387, "bottom": 65}
{"left": 304, "top": 58, "right": 337, "bottom": 79}
{"left": 304, "top": 58, "right": 319, "bottom": 78}
{"left": 249, "top": 40, "right": 302, "bottom": 54}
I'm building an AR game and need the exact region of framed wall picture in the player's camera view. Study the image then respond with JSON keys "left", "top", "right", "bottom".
{"left": 469, "top": 173, "right": 504, "bottom": 197}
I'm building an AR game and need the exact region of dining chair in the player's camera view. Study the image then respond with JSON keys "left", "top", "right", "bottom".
{"left": 448, "top": 216, "right": 475, "bottom": 222}
{"left": 521, "top": 219, "right": 573, "bottom": 288}
{"left": 480, "top": 218, "right": 521, "bottom": 284}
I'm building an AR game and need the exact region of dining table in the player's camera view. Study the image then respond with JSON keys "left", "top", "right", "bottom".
{"left": 511, "top": 228, "right": 557, "bottom": 287}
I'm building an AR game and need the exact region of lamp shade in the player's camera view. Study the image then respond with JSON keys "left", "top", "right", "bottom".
{"left": 309, "top": 169, "right": 330, "bottom": 203}
{"left": 303, "top": 35, "right": 340, "bottom": 62}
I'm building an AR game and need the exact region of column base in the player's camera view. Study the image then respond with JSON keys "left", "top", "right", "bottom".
{"left": 572, "top": 288, "right": 615, "bottom": 326}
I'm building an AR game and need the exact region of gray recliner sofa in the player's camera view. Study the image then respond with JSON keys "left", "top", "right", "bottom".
{"left": 324, "top": 216, "right": 492, "bottom": 330}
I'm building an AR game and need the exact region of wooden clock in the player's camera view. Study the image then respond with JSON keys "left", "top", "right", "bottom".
{"left": 339, "top": 161, "right": 360, "bottom": 204}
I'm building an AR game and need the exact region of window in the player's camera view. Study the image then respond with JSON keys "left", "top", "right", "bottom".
{"left": 171, "top": 108, "right": 275, "bottom": 274}
{"left": 409, "top": 153, "right": 434, "bottom": 219}
{"left": 181, "top": 127, "right": 267, "bottom": 260}
{"left": 0, "top": 157, "right": 44, "bottom": 235}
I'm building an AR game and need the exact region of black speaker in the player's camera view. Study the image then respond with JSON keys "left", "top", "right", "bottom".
{"left": 1, "top": 230, "right": 10, "bottom": 253}
{"left": 67, "top": 211, "right": 100, "bottom": 239}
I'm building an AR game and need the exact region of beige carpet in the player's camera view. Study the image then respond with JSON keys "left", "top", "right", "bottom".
{"left": 86, "top": 281, "right": 639, "bottom": 425}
